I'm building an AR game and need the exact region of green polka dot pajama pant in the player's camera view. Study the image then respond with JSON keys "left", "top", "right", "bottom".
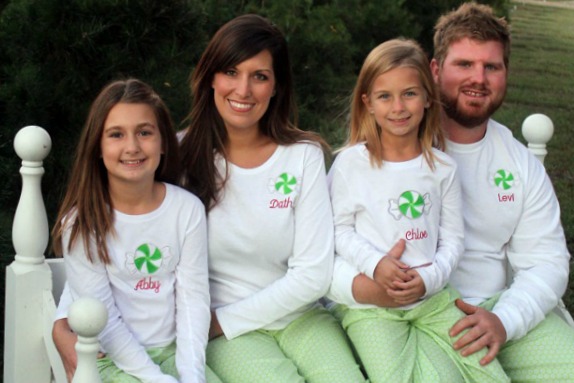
{"left": 206, "top": 307, "right": 366, "bottom": 383}
{"left": 332, "top": 287, "right": 510, "bottom": 383}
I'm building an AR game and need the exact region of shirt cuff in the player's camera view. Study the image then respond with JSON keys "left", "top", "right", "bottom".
{"left": 327, "top": 258, "right": 359, "bottom": 306}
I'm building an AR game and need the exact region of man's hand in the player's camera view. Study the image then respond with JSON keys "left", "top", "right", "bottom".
{"left": 450, "top": 299, "right": 507, "bottom": 365}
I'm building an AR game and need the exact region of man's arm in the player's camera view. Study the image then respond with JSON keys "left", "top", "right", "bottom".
{"left": 496, "top": 155, "right": 569, "bottom": 340}
{"left": 450, "top": 152, "right": 570, "bottom": 364}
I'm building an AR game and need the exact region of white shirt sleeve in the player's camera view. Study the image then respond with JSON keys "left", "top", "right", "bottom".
{"left": 64, "top": 232, "right": 177, "bottom": 383}
{"left": 216, "top": 147, "right": 334, "bottom": 339}
{"left": 55, "top": 282, "right": 72, "bottom": 320}
{"left": 494, "top": 156, "right": 570, "bottom": 341}
{"left": 327, "top": 256, "right": 361, "bottom": 306}
{"left": 417, "top": 164, "right": 464, "bottom": 297}
{"left": 328, "top": 162, "right": 384, "bottom": 278}
{"left": 175, "top": 203, "right": 210, "bottom": 383}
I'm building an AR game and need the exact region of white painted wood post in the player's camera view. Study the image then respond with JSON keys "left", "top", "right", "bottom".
{"left": 69, "top": 297, "right": 108, "bottom": 383}
{"left": 4, "top": 126, "right": 52, "bottom": 383}
{"left": 522, "top": 113, "right": 554, "bottom": 165}
{"left": 521, "top": 114, "right": 574, "bottom": 327}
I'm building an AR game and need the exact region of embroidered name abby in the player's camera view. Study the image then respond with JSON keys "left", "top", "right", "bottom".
{"left": 134, "top": 277, "right": 161, "bottom": 293}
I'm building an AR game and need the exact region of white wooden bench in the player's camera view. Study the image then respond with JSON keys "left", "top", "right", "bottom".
{"left": 4, "top": 126, "right": 107, "bottom": 383}
{"left": 3, "top": 117, "right": 573, "bottom": 382}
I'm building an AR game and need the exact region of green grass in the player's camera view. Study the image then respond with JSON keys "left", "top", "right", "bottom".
{"left": 493, "top": 1, "right": 574, "bottom": 313}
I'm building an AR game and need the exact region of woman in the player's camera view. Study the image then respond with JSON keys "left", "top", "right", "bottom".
{"left": 179, "top": 14, "right": 365, "bottom": 383}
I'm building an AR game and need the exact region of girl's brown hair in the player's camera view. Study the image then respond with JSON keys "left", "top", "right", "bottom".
{"left": 51, "top": 79, "right": 179, "bottom": 264}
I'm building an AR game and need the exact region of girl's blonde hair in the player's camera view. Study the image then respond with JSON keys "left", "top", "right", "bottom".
{"left": 347, "top": 38, "right": 444, "bottom": 168}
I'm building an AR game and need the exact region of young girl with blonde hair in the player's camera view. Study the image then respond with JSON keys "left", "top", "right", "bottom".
{"left": 327, "top": 39, "right": 509, "bottom": 382}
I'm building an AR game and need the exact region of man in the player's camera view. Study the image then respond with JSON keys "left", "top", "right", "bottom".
{"left": 430, "top": 2, "right": 574, "bottom": 380}
{"left": 329, "top": 2, "right": 574, "bottom": 381}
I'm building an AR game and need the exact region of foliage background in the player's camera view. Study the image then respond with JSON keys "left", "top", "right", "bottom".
{"left": 2, "top": 0, "right": 573, "bottom": 370}
{"left": 0, "top": 0, "right": 509, "bottom": 248}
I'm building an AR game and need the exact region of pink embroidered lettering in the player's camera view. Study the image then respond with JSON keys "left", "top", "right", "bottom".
{"left": 269, "top": 196, "right": 293, "bottom": 209}
{"left": 497, "top": 193, "right": 515, "bottom": 202}
{"left": 134, "top": 277, "right": 161, "bottom": 293}
{"left": 405, "top": 228, "right": 428, "bottom": 241}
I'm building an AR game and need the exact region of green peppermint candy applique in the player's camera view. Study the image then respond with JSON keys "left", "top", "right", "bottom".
{"left": 389, "top": 190, "right": 432, "bottom": 220}
{"left": 125, "top": 243, "right": 172, "bottom": 275}
{"left": 134, "top": 243, "right": 163, "bottom": 274}
{"left": 129, "top": 243, "right": 162, "bottom": 274}
{"left": 273, "top": 172, "right": 297, "bottom": 195}
{"left": 494, "top": 169, "right": 514, "bottom": 190}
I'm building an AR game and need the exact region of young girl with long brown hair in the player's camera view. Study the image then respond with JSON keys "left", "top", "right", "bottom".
{"left": 51, "top": 79, "right": 212, "bottom": 383}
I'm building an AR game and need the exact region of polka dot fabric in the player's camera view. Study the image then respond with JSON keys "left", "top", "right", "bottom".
{"left": 97, "top": 342, "right": 178, "bottom": 382}
{"left": 332, "top": 287, "right": 510, "bottom": 383}
{"left": 96, "top": 342, "right": 223, "bottom": 382}
{"left": 206, "top": 307, "right": 366, "bottom": 383}
{"left": 481, "top": 297, "right": 574, "bottom": 383}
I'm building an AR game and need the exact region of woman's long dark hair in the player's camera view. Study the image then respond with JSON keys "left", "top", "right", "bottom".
{"left": 179, "top": 14, "right": 326, "bottom": 210}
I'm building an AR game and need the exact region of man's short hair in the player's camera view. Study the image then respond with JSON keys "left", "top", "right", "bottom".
{"left": 433, "top": 2, "right": 511, "bottom": 68}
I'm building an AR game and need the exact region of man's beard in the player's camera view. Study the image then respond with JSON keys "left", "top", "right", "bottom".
{"left": 439, "top": 89, "right": 504, "bottom": 129}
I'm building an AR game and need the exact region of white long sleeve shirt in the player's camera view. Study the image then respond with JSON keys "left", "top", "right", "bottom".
{"left": 328, "top": 121, "right": 570, "bottom": 341}
{"left": 62, "top": 183, "right": 210, "bottom": 383}
{"left": 445, "top": 119, "right": 570, "bottom": 341}
{"left": 209, "top": 142, "right": 334, "bottom": 339}
{"left": 327, "top": 144, "right": 464, "bottom": 308}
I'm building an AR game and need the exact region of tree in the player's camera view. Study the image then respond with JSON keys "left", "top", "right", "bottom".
{"left": 0, "top": 0, "right": 510, "bottom": 240}
{"left": 0, "top": 0, "right": 209, "bottom": 219}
